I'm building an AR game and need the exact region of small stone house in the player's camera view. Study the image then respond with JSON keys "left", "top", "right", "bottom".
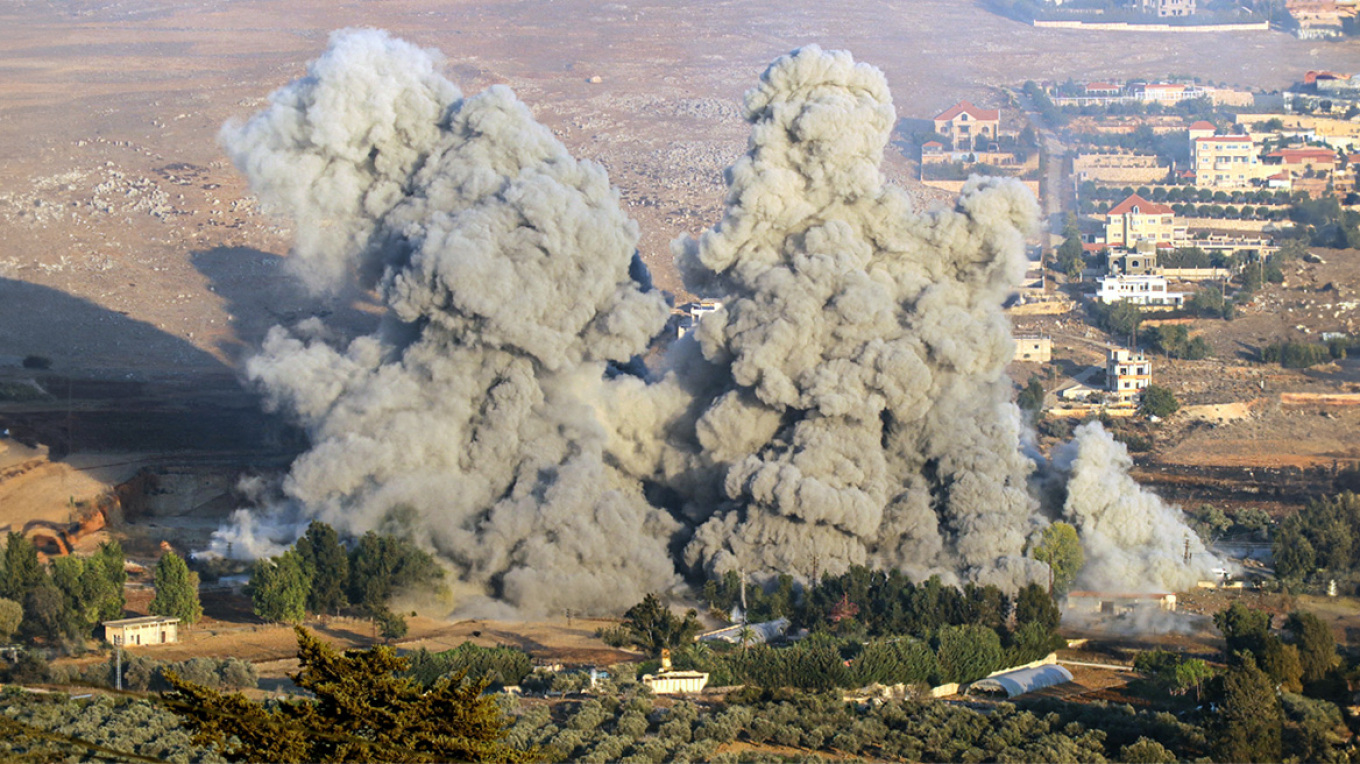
{"left": 103, "top": 615, "right": 180, "bottom": 647}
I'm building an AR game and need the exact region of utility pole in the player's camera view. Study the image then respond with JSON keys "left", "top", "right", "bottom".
{"left": 1184, "top": 533, "right": 1192, "bottom": 566}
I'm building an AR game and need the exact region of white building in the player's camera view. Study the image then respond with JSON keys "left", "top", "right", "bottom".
{"left": 676, "top": 300, "right": 723, "bottom": 339}
{"left": 1095, "top": 274, "right": 1184, "bottom": 307}
{"left": 1013, "top": 335, "right": 1053, "bottom": 363}
{"left": 102, "top": 615, "right": 180, "bottom": 647}
{"left": 641, "top": 649, "right": 709, "bottom": 694}
{"left": 1107, "top": 348, "right": 1152, "bottom": 400}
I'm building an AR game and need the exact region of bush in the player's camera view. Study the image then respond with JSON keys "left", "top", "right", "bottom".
{"left": 1140, "top": 385, "right": 1179, "bottom": 418}
{"left": 1261, "top": 341, "right": 1331, "bottom": 369}
{"left": 406, "top": 642, "right": 533, "bottom": 689}
{"left": 20, "top": 355, "right": 51, "bottom": 370}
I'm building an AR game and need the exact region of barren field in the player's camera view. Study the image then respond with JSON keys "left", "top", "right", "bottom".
{"left": 0, "top": 0, "right": 1357, "bottom": 375}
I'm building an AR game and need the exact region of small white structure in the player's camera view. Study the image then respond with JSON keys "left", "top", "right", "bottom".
{"left": 1095, "top": 275, "right": 1184, "bottom": 307}
{"left": 642, "top": 649, "right": 710, "bottom": 695}
{"left": 675, "top": 300, "right": 724, "bottom": 339}
{"left": 1013, "top": 335, "right": 1053, "bottom": 363}
{"left": 102, "top": 615, "right": 180, "bottom": 646}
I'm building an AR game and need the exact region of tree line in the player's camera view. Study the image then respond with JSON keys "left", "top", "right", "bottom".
{"left": 246, "top": 521, "right": 446, "bottom": 639}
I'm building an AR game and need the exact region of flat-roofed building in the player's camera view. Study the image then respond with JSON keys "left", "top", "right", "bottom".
{"left": 1013, "top": 335, "right": 1053, "bottom": 363}
{"left": 1192, "top": 135, "right": 1265, "bottom": 188}
{"left": 1096, "top": 274, "right": 1184, "bottom": 307}
{"left": 103, "top": 616, "right": 180, "bottom": 647}
{"left": 1106, "top": 348, "right": 1152, "bottom": 400}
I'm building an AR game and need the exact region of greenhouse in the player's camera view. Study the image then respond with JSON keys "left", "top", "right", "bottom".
{"left": 968, "top": 665, "right": 1074, "bottom": 698}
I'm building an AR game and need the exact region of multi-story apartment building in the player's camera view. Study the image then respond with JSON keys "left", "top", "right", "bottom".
{"left": 1104, "top": 194, "right": 1178, "bottom": 247}
{"left": 1106, "top": 348, "right": 1152, "bottom": 402}
{"left": 1191, "top": 134, "right": 1266, "bottom": 188}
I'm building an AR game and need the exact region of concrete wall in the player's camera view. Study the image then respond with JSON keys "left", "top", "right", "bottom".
{"left": 1033, "top": 19, "right": 1269, "bottom": 31}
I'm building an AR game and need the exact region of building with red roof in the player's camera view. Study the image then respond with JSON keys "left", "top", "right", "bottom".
{"left": 933, "top": 101, "right": 1000, "bottom": 149}
{"left": 1267, "top": 147, "right": 1338, "bottom": 171}
{"left": 1105, "top": 194, "right": 1178, "bottom": 248}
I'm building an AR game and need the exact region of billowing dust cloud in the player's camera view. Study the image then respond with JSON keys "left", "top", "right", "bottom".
{"left": 1053, "top": 423, "right": 1218, "bottom": 592}
{"left": 212, "top": 30, "right": 1217, "bottom": 615}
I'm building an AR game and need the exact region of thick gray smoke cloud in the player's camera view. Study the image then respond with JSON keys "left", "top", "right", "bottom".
{"left": 214, "top": 29, "right": 679, "bottom": 616}
{"left": 1053, "top": 423, "right": 1219, "bottom": 592}
{"left": 624, "top": 46, "right": 1049, "bottom": 590}
{"left": 213, "top": 31, "right": 1218, "bottom": 615}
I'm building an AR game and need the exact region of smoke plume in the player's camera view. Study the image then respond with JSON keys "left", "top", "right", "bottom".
{"left": 213, "top": 31, "right": 1218, "bottom": 615}
{"left": 1053, "top": 423, "right": 1219, "bottom": 592}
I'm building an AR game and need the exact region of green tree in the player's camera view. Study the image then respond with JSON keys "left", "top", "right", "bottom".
{"left": 622, "top": 593, "right": 701, "bottom": 655}
{"left": 1259, "top": 638, "right": 1304, "bottom": 693}
{"left": 248, "top": 550, "right": 311, "bottom": 625}
{"left": 1014, "top": 583, "right": 1060, "bottom": 632}
{"left": 1116, "top": 737, "right": 1178, "bottom": 763}
{"left": 164, "top": 627, "right": 530, "bottom": 763}
{"left": 296, "top": 521, "right": 350, "bottom": 615}
{"left": 149, "top": 551, "right": 202, "bottom": 625}
{"left": 370, "top": 606, "right": 408, "bottom": 642}
{"left": 91, "top": 540, "right": 127, "bottom": 622}
{"left": 347, "top": 532, "right": 445, "bottom": 612}
{"left": 1016, "top": 376, "right": 1045, "bottom": 414}
{"left": 0, "top": 533, "right": 44, "bottom": 603}
{"left": 1210, "top": 656, "right": 1283, "bottom": 763}
{"left": 1140, "top": 384, "right": 1179, "bottom": 418}
{"left": 935, "top": 624, "right": 1003, "bottom": 684}
{"left": 0, "top": 597, "right": 21, "bottom": 642}
{"left": 1284, "top": 611, "right": 1338, "bottom": 684}
{"left": 1214, "top": 602, "right": 1272, "bottom": 658}
{"left": 1030, "top": 522, "right": 1084, "bottom": 595}
{"left": 21, "top": 580, "right": 67, "bottom": 644}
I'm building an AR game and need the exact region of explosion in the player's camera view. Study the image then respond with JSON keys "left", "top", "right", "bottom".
{"left": 210, "top": 29, "right": 1219, "bottom": 615}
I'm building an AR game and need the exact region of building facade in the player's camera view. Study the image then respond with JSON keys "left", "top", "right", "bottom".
{"left": 933, "top": 101, "right": 1000, "bottom": 149}
{"left": 103, "top": 616, "right": 180, "bottom": 647}
{"left": 1192, "top": 135, "right": 1265, "bottom": 188}
{"left": 1096, "top": 275, "right": 1184, "bottom": 307}
{"left": 1106, "top": 348, "right": 1152, "bottom": 400}
{"left": 1104, "top": 194, "right": 1177, "bottom": 248}
{"left": 1013, "top": 335, "right": 1053, "bottom": 363}
{"left": 1137, "top": 0, "right": 1196, "bottom": 16}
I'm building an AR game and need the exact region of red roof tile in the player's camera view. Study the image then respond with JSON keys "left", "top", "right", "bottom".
{"left": 1189, "top": 120, "right": 1216, "bottom": 131}
{"left": 1268, "top": 148, "right": 1337, "bottom": 162}
{"left": 934, "top": 100, "right": 999, "bottom": 123}
{"left": 1107, "top": 194, "right": 1173, "bottom": 216}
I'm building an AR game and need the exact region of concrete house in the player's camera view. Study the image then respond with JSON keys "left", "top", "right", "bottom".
{"left": 103, "top": 615, "right": 180, "bottom": 647}
{"left": 933, "top": 101, "right": 999, "bottom": 149}
{"left": 1104, "top": 194, "right": 1177, "bottom": 248}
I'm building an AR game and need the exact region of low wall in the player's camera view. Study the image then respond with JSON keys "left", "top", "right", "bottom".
{"left": 1181, "top": 217, "right": 1287, "bottom": 233}
{"left": 1281, "top": 393, "right": 1360, "bottom": 407}
{"left": 922, "top": 179, "right": 1041, "bottom": 198}
{"left": 1033, "top": 19, "right": 1270, "bottom": 32}
{"left": 1009, "top": 299, "right": 1075, "bottom": 316}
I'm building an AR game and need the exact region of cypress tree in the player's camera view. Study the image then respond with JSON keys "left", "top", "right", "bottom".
{"left": 149, "top": 551, "right": 202, "bottom": 625}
